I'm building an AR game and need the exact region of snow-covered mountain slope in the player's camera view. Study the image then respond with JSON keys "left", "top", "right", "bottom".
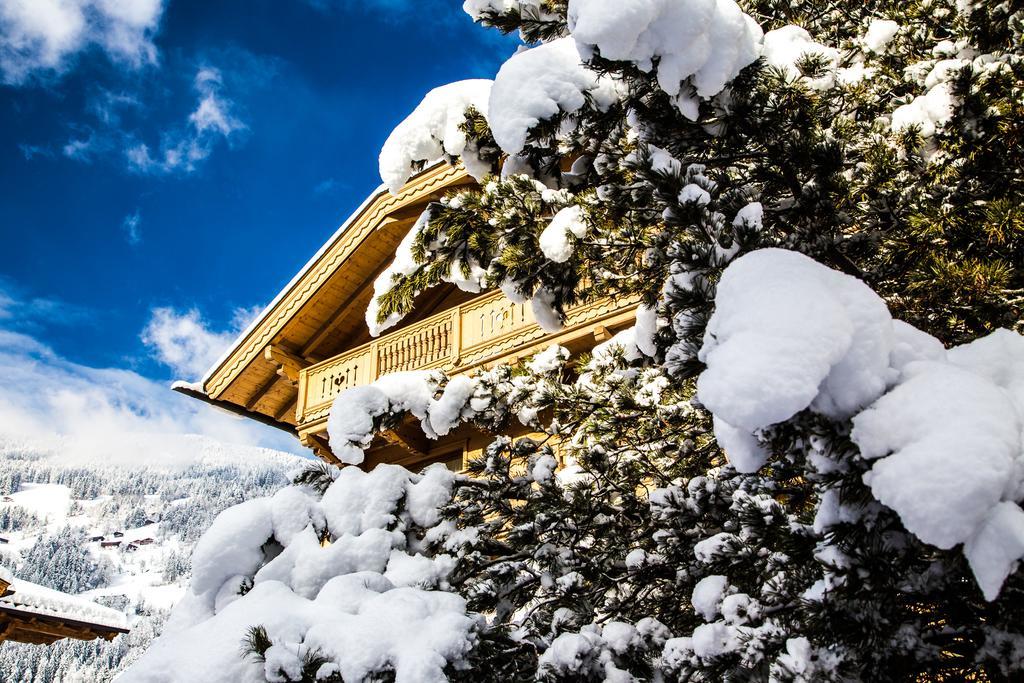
{"left": 0, "top": 433, "right": 308, "bottom": 682}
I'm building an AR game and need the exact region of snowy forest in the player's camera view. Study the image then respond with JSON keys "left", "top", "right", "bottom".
{"left": 0, "top": 436, "right": 300, "bottom": 681}
{"left": 113, "top": 0, "right": 1024, "bottom": 681}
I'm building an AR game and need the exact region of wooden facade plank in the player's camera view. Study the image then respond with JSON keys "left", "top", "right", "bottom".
{"left": 300, "top": 249, "right": 396, "bottom": 361}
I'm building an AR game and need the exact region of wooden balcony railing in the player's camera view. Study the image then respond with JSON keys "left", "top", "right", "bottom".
{"left": 295, "top": 289, "right": 637, "bottom": 428}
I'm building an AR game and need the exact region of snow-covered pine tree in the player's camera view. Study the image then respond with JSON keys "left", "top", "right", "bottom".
{"left": 20, "top": 526, "right": 112, "bottom": 593}
{"left": 123, "top": 1, "right": 1023, "bottom": 681}
{"left": 370, "top": 0, "right": 1024, "bottom": 679}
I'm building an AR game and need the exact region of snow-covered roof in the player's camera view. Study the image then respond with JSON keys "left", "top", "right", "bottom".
{"left": 0, "top": 567, "right": 128, "bottom": 632}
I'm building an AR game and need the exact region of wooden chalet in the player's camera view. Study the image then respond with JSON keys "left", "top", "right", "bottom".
{"left": 0, "top": 568, "right": 128, "bottom": 645}
{"left": 179, "top": 163, "right": 637, "bottom": 470}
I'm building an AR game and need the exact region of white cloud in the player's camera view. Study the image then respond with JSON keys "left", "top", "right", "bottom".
{"left": 62, "top": 133, "right": 97, "bottom": 160}
{"left": 18, "top": 143, "right": 53, "bottom": 160}
{"left": 126, "top": 65, "right": 247, "bottom": 175}
{"left": 0, "top": 287, "right": 303, "bottom": 465}
{"left": 189, "top": 67, "right": 244, "bottom": 136}
{"left": 142, "top": 305, "right": 259, "bottom": 380}
{"left": 0, "top": 0, "right": 165, "bottom": 85}
{"left": 313, "top": 177, "right": 343, "bottom": 196}
{"left": 0, "top": 328, "right": 304, "bottom": 464}
{"left": 0, "top": 280, "right": 90, "bottom": 329}
{"left": 88, "top": 88, "right": 142, "bottom": 125}
{"left": 122, "top": 209, "right": 142, "bottom": 245}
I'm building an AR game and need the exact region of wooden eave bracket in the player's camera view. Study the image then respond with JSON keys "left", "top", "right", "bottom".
{"left": 265, "top": 344, "right": 308, "bottom": 386}
{"left": 380, "top": 421, "right": 430, "bottom": 460}
{"left": 301, "top": 432, "right": 343, "bottom": 466}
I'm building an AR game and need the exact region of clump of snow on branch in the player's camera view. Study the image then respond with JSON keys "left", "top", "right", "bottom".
{"left": 697, "top": 248, "right": 895, "bottom": 464}
{"left": 889, "top": 47, "right": 980, "bottom": 139}
{"left": 539, "top": 620, "right": 663, "bottom": 681}
{"left": 488, "top": 37, "right": 620, "bottom": 154}
{"left": 761, "top": 25, "right": 840, "bottom": 90}
{"left": 327, "top": 371, "right": 479, "bottom": 465}
{"left": 699, "top": 248, "right": 1024, "bottom": 599}
{"left": 690, "top": 574, "right": 728, "bottom": 621}
{"left": 463, "top": 0, "right": 557, "bottom": 25}
{"left": 539, "top": 204, "right": 587, "bottom": 263}
{"left": 379, "top": 79, "right": 493, "bottom": 194}
{"left": 122, "top": 464, "right": 472, "bottom": 683}
{"left": 852, "top": 329, "right": 1024, "bottom": 600}
{"left": 890, "top": 82, "right": 957, "bottom": 138}
{"left": 862, "top": 19, "right": 900, "bottom": 53}
{"left": 567, "top": 0, "right": 762, "bottom": 117}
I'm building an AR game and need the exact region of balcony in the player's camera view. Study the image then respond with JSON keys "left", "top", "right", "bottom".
{"left": 294, "top": 289, "right": 638, "bottom": 432}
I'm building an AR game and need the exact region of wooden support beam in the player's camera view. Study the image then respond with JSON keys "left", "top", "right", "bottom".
{"left": 264, "top": 345, "right": 308, "bottom": 385}
{"left": 380, "top": 420, "right": 430, "bottom": 460}
{"left": 593, "top": 325, "right": 612, "bottom": 342}
{"left": 301, "top": 254, "right": 394, "bottom": 361}
{"left": 171, "top": 385, "right": 297, "bottom": 436}
{"left": 244, "top": 374, "right": 279, "bottom": 410}
{"left": 274, "top": 396, "right": 298, "bottom": 423}
{"left": 0, "top": 606, "right": 129, "bottom": 645}
{"left": 301, "top": 432, "right": 342, "bottom": 466}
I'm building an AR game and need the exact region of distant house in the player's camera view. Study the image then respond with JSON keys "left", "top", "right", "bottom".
{"left": 100, "top": 541, "right": 121, "bottom": 549}
{"left": 2, "top": 497, "right": 13, "bottom": 503}
{"left": 0, "top": 566, "right": 129, "bottom": 645}
{"left": 112, "top": 531, "right": 124, "bottom": 538}
{"left": 90, "top": 535, "right": 105, "bottom": 542}
{"left": 144, "top": 519, "right": 156, "bottom": 525}
{"left": 124, "top": 544, "right": 138, "bottom": 552}
{"left": 0, "top": 538, "right": 8, "bottom": 545}
{"left": 136, "top": 538, "right": 155, "bottom": 546}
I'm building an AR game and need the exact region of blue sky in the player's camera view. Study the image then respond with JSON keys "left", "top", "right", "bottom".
{"left": 0, "top": 0, "right": 515, "bottom": 452}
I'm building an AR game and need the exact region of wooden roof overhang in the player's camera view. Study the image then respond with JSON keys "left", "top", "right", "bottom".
{"left": 183, "top": 162, "right": 474, "bottom": 432}
{"left": 0, "top": 603, "right": 129, "bottom": 645}
{"left": 0, "top": 576, "right": 129, "bottom": 645}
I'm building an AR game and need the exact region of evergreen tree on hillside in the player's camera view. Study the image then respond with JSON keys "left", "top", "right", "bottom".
{"left": 20, "top": 527, "right": 111, "bottom": 594}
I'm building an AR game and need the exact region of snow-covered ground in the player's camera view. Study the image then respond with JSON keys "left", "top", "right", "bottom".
{"left": 7, "top": 483, "right": 72, "bottom": 527}
{"left": 0, "top": 433, "right": 307, "bottom": 682}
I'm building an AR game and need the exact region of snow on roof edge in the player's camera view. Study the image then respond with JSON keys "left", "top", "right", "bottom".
{"left": 0, "top": 574, "right": 129, "bottom": 631}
